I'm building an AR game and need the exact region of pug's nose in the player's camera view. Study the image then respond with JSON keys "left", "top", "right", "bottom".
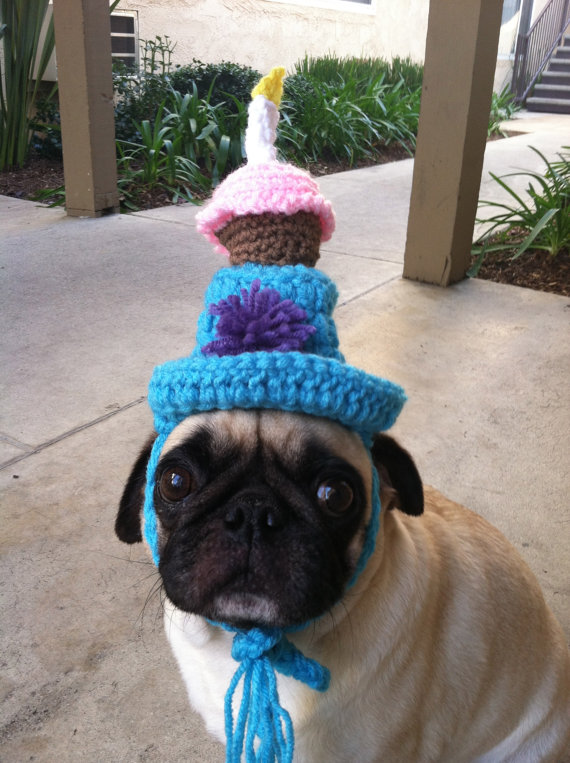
{"left": 224, "top": 495, "right": 285, "bottom": 537}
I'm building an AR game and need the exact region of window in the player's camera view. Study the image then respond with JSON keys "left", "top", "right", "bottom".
{"left": 110, "top": 12, "right": 138, "bottom": 70}
{"left": 498, "top": 0, "right": 522, "bottom": 57}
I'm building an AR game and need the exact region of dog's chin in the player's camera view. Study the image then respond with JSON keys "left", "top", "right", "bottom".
{"left": 207, "top": 592, "right": 284, "bottom": 630}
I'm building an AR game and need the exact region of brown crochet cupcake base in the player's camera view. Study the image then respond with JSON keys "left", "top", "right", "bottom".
{"left": 217, "top": 211, "right": 322, "bottom": 267}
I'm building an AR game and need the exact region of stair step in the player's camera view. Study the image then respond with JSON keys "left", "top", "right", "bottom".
{"left": 541, "top": 70, "right": 570, "bottom": 86}
{"left": 553, "top": 47, "right": 570, "bottom": 60}
{"left": 526, "top": 96, "right": 570, "bottom": 113}
{"left": 532, "top": 83, "right": 570, "bottom": 99}
{"left": 549, "top": 59, "right": 570, "bottom": 72}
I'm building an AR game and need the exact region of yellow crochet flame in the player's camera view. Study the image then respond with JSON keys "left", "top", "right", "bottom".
{"left": 251, "top": 66, "right": 286, "bottom": 108}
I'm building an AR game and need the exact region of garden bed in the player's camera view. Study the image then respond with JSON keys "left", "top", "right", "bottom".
{"left": 470, "top": 245, "right": 569, "bottom": 296}
{"left": 0, "top": 141, "right": 412, "bottom": 208}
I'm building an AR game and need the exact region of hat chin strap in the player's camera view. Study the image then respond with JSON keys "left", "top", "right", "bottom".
{"left": 223, "top": 627, "right": 330, "bottom": 763}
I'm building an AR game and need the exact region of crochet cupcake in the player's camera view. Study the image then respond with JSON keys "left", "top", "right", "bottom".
{"left": 196, "top": 67, "right": 334, "bottom": 266}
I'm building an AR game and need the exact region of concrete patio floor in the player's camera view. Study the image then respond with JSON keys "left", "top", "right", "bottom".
{"left": 1, "top": 112, "right": 569, "bottom": 762}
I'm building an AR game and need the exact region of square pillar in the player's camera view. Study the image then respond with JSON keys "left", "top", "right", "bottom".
{"left": 52, "top": 0, "right": 119, "bottom": 217}
{"left": 403, "top": 0, "right": 503, "bottom": 286}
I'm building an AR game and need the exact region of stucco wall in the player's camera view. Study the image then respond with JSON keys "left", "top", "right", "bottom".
{"left": 117, "top": 0, "right": 429, "bottom": 72}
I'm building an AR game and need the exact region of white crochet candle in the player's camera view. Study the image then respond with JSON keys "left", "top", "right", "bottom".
{"left": 244, "top": 66, "right": 285, "bottom": 165}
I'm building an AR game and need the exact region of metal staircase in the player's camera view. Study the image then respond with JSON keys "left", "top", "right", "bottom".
{"left": 527, "top": 32, "right": 570, "bottom": 112}
{"left": 512, "top": 0, "right": 570, "bottom": 113}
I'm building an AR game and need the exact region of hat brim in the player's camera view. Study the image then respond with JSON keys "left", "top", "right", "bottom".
{"left": 148, "top": 350, "right": 406, "bottom": 440}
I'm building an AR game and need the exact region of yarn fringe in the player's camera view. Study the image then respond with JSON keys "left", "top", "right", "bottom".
{"left": 224, "top": 628, "right": 330, "bottom": 763}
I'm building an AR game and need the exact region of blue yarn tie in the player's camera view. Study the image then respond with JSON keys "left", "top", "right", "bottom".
{"left": 224, "top": 628, "right": 330, "bottom": 763}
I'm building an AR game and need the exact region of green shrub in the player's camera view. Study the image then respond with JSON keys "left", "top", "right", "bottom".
{"left": 116, "top": 102, "right": 207, "bottom": 210}
{"left": 278, "top": 67, "right": 420, "bottom": 167}
{"left": 113, "top": 36, "right": 181, "bottom": 142}
{"left": 488, "top": 85, "right": 520, "bottom": 137}
{"left": 114, "top": 56, "right": 259, "bottom": 143}
{"left": 470, "top": 146, "right": 570, "bottom": 273}
{"left": 30, "top": 96, "right": 62, "bottom": 159}
{"left": 388, "top": 56, "right": 425, "bottom": 90}
{"left": 0, "top": 0, "right": 56, "bottom": 169}
{"left": 170, "top": 60, "right": 261, "bottom": 111}
{"left": 115, "top": 81, "right": 247, "bottom": 209}
{"left": 294, "top": 54, "right": 423, "bottom": 90}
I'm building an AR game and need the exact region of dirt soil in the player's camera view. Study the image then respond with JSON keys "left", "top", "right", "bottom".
{"left": 2, "top": 147, "right": 568, "bottom": 297}
{"left": 471, "top": 247, "right": 569, "bottom": 297}
{"left": 0, "top": 156, "right": 65, "bottom": 202}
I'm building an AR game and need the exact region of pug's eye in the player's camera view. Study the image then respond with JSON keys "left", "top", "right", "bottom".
{"left": 316, "top": 479, "right": 354, "bottom": 514}
{"left": 158, "top": 467, "right": 194, "bottom": 503}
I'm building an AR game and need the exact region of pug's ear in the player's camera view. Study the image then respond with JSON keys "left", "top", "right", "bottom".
{"left": 371, "top": 434, "right": 424, "bottom": 516}
{"left": 115, "top": 435, "right": 156, "bottom": 544}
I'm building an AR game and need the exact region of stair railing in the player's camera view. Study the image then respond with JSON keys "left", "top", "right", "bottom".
{"left": 512, "top": 0, "right": 570, "bottom": 101}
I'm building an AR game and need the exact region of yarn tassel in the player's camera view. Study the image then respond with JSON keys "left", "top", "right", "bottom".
{"left": 224, "top": 628, "right": 330, "bottom": 763}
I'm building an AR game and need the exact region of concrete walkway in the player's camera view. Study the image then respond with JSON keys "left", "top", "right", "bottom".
{"left": 1, "top": 112, "right": 569, "bottom": 762}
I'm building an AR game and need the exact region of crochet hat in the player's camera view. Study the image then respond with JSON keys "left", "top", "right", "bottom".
{"left": 143, "top": 67, "right": 406, "bottom": 763}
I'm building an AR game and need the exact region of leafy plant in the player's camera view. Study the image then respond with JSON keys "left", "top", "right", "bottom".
{"left": 163, "top": 85, "right": 246, "bottom": 182}
{"left": 294, "top": 54, "right": 423, "bottom": 90}
{"left": 30, "top": 96, "right": 61, "bottom": 158}
{"left": 114, "top": 81, "right": 245, "bottom": 210}
{"left": 113, "top": 35, "right": 178, "bottom": 143}
{"left": 30, "top": 184, "right": 65, "bottom": 206}
{"left": 0, "top": 0, "right": 56, "bottom": 169}
{"left": 488, "top": 84, "right": 520, "bottom": 138}
{"left": 140, "top": 35, "right": 176, "bottom": 76}
{"left": 170, "top": 60, "right": 261, "bottom": 111}
{"left": 114, "top": 57, "right": 260, "bottom": 144}
{"left": 278, "top": 69, "right": 419, "bottom": 167}
{"left": 470, "top": 146, "right": 570, "bottom": 274}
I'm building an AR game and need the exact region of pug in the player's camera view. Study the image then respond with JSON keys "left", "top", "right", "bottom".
{"left": 116, "top": 409, "right": 570, "bottom": 762}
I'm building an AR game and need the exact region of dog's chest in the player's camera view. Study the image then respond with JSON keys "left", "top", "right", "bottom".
{"left": 164, "top": 604, "right": 348, "bottom": 758}
{"left": 165, "top": 606, "right": 234, "bottom": 741}
{"left": 163, "top": 604, "right": 391, "bottom": 763}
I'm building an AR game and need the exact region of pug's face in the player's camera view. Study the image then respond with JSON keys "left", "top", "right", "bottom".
{"left": 116, "top": 410, "right": 422, "bottom": 630}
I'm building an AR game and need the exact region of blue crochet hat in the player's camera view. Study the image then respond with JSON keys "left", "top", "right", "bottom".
{"left": 148, "top": 262, "right": 405, "bottom": 443}
{"left": 142, "top": 67, "right": 406, "bottom": 763}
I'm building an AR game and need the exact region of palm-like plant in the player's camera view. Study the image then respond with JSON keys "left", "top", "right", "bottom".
{"left": 0, "top": 0, "right": 55, "bottom": 169}
{"left": 471, "top": 146, "right": 570, "bottom": 274}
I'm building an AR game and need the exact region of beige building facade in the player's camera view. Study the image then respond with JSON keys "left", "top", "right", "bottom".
{"left": 115, "top": 0, "right": 429, "bottom": 74}
{"left": 40, "top": 0, "right": 552, "bottom": 93}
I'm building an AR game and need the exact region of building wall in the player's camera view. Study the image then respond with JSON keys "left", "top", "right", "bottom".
{"left": 41, "top": 0, "right": 552, "bottom": 93}
{"left": 117, "top": 0, "right": 429, "bottom": 73}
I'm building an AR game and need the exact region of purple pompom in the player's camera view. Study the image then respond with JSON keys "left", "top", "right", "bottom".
{"left": 202, "top": 279, "right": 316, "bottom": 357}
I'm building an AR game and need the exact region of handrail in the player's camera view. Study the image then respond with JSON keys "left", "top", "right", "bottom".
{"left": 512, "top": 0, "right": 570, "bottom": 101}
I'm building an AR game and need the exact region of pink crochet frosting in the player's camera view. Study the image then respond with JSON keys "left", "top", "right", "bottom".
{"left": 195, "top": 162, "right": 336, "bottom": 256}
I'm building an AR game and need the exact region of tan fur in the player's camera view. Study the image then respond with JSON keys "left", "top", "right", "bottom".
{"left": 158, "top": 412, "right": 570, "bottom": 762}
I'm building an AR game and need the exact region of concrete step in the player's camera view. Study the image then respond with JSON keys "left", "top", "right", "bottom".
{"left": 540, "top": 70, "right": 570, "bottom": 87}
{"left": 532, "top": 83, "right": 570, "bottom": 99}
{"left": 553, "top": 46, "right": 570, "bottom": 60}
{"left": 526, "top": 96, "right": 570, "bottom": 113}
{"left": 549, "top": 59, "right": 570, "bottom": 72}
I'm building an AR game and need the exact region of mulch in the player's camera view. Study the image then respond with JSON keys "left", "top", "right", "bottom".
{"left": 470, "top": 248, "right": 569, "bottom": 297}
{"left": 0, "top": 156, "right": 65, "bottom": 202}
{"left": 1, "top": 149, "right": 568, "bottom": 297}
